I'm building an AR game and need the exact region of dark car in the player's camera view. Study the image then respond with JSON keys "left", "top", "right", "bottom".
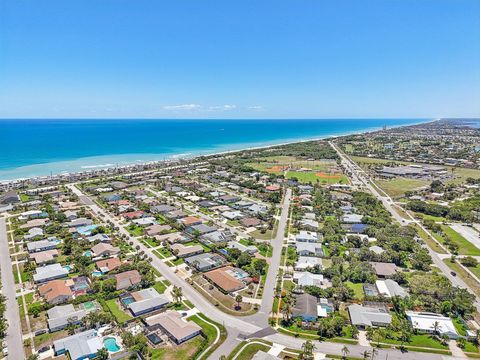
{"left": 451, "top": 271, "right": 457, "bottom": 277}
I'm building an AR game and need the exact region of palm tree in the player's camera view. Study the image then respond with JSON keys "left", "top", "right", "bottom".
{"left": 361, "top": 350, "right": 370, "bottom": 360}
{"left": 235, "top": 294, "right": 243, "bottom": 309}
{"left": 341, "top": 345, "right": 350, "bottom": 360}
{"left": 96, "top": 348, "right": 109, "bottom": 360}
{"left": 431, "top": 320, "right": 440, "bottom": 337}
{"left": 172, "top": 285, "right": 183, "bottom": 304}
{"left": 300, "top": 340, "right": 316, "bottom": 360}
{"left": 281, "top": 299, "right": 292, "bottom": 324}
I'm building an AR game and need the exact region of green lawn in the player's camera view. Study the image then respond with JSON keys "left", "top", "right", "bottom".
{"left": 380, "top": 334, "right": 448, "bottom": 349}
{"left": 285, "top": 171, "right": 348, "bottom": 185}
{"left": 441, "top": 225, "right": 480, "bottom": 255}
{"left": 345, "top": 281, "right": 364, "bottom": 300}
{"left": 126, "top": 224, "right": 144, "bottom": 237}
{"left": 376, "top": 177, "right": 430, "bottom": 198}
{"left": 188, "top": 313, "right": 227, "bottom": 359}
{"left": 105, "top": 299, "right": 132, "bottom": 324}
{"left": 153, "top": 281, "right": 168, "bottom": 294}
{"left": 227, "top": 341, "right": 272, "bottom": 360}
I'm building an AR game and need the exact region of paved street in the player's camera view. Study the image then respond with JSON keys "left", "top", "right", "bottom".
{"left": 244, "top": 188, "right": 292, "bottom": 327}
{"left": 0, "top": 217, "right": 25, "bottom": 360}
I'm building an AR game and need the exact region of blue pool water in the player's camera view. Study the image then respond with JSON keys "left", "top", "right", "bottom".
{"left": 121, "top": 296, "right": 135, "bottom": 306}
{"left": 92, "top": 270, "right": 103, "bottom": 277}
{"left": 103, "top": 337, "right": 121, "bottom": 352}
{"left": 63, "top": 265, "right": 73, "bottom": 271}
{"left": 0, "top": 119, "right": 427, "bottom": 180}
{"left": 83, "top": 250, "right": 93, "bottom": 257}
{"left": 76, "top": 225, "right": 98, "bottom": 236}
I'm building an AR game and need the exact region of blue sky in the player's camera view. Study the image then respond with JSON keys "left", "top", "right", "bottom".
{"left": 0, "top": 0, "right": 479, "bottom": 118}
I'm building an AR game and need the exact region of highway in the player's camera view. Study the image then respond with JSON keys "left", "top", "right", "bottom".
{"left": 0, "top": 217, "right": 25, "bottom": 360}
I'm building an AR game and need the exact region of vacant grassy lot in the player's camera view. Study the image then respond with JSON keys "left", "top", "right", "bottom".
{"left": 345, "top": 281, "right": 364, "bottom": 300}
{"left": 105, "top": 299, "right": 132, "bottom": 324}
{"left": 285, "top": 171, "right": 348, "bottom": 185}
{"left": 246, "top": 156, "right": 340, "bottom": 175}
{"left": 441, "top": 225, "right": 480, "bottom": 256}
{"left": 376, "top": 177, "right": 430, "bottom": 198}
{"left": 444, "top": 260, "right": 480, "bottom": 298}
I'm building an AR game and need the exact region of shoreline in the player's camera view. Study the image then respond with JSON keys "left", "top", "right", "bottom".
{"left": 0, "top": 118, "right": 432, "bottom": 183}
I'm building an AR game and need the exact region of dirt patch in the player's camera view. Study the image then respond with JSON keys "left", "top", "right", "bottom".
{"left": 267, "top": 165, "right": 288, "bottom": 173}
{"left": 315, "top": 172, "right": 342, "bottom": 179}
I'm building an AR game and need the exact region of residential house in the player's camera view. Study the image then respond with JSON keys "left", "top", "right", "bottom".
{"left": 96, "top": 257, "right": 123, "bottom": 273}
{"left": 39, "top": 280, "right": 73, "bottom": 305}
{"left": 204, "top": 266, "right": 251, "bottom": 293}
{"left": 293, "top": 293, "right": 318, "bottom": 322}
{"left": 295, "top": 256, "right": 322, "bottom": 271}
{"left": 126, "top": 288, "right": 170, "bottom": 316}
{"left": 406, "top": 312, "right": 459, "bottom": 339}
{"left": 145, "top": 311, "right": 202, "bottom": 344}
{"left": 33, "top": 263, "right": 69, "bottom": 283}
{"left": 184, "top": 253, "right": 226, "bottom": 272}
{"left": 179, "top": 216, "right": 203, "bottom": 227}
{"left": 26, "top": 237, "right": 60, "bottom": 253}
{"left": 155, "top": 232, "right": 189, "bottom": 244}
{"left": 375, "top": 279, "right": 407, "bottom": 298}
{"left": 186, "top": 223, "right": 217, "bottom": 235}
{"left": 299, "top": 219, "right": 319, "bottom": 231}
{"left": 91, "top": 243, "right": 120, "bottom": 257}
{"left": 146, "top": 224, "right": 172, "bottom": 237}
{"left": 0, "top": 190, "right": 19, "bottom": 204}
{"left": 295, "top": 231, "right": 319, "bottom": 243}
{"left": 227, "top": 241, "right": 257, "bottom": 255}
{"left": 115, "top": 270, "right": 142, "bottom": 290}
{"left": 293, "top": 271, "right": 325, "bottom": 287}
{"left": 47, "top": 304, "right": 86, "bottom": 332}
{"left": 53, "top": 329, "right": 103, "bottom": 360}
{"left": 171, "top": 243, "right": 204, "bottom": 258}
{"left": 30, "top": 249, "right": 58, "bottom": 265}
{"left": 240, "top": 217, "right": 262, "bottom": 228}
{"left": 369, "top": 262, "right": 399, "bottom": 278}
{"left": 348, "top": 304, "right": 392, "bottom": 328}
{"left": 295, "top": 242, "right": 323, "bottom": 257}
{"left": 201, "top": 230, "right": 234, "bottom": 245}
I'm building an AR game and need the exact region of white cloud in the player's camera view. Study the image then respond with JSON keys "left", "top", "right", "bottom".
{"left": 248, "top": 105, "right": 263, "bottom": 110}
{"left": 163, "top": 104, "right": 202, "bottom": 111}
{"left": 208, "top": 104, "right": 237, "bottom": 111}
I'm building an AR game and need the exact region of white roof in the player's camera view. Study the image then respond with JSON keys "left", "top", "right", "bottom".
{"left": 406, "top": 312, "right": 458, "bottom": 337}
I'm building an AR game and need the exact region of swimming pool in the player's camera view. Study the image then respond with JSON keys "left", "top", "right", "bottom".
{"left": 76, "top": 225, "right": 98, "bottom": 236}
{"left": 63, "top": 265, "right": 73, "bottom": 272}
{"left": 103, "top": 337, "right": 121, "bottom": 352}
{"left": 92, "top": 270, "right": 103, "bottom": 277}
{"left": 121, "top": 296, "right": 135, "bottom": 306}
{"left": 83, "top": 250, "right": 93, "bottom": 257}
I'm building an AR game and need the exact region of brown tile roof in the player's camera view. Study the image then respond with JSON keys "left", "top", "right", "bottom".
{"left": 180, "top": 216, "right": 202, "bottom": 226}
{"left": 115, "top": 270, "right": 142, "bottom": 290}
{"left": 38, "top": 280, "right": 72, "bottom": 303}
{"left": 204, "top": 266, "right": 244, "bottom": 293}
{"left": 95, "top": 257, "right": 122, "bottom": 272}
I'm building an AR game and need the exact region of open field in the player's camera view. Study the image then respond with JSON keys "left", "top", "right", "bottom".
{"left": 285, "top": 171, "right": 348, "bottom": 185}
{"left": 246, "top": 156, "right": 339, "bottom": 174}
{"left": 376, "top": 177, "right": 430, "bottom": 198}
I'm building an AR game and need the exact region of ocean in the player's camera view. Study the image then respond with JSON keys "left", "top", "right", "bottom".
{"left": 0, "top": 119, "right": 427, "bottom": 180}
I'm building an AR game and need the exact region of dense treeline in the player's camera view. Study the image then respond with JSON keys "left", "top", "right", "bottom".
{"left": 408, "top": 196, "right": 480, "bottom": 222}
